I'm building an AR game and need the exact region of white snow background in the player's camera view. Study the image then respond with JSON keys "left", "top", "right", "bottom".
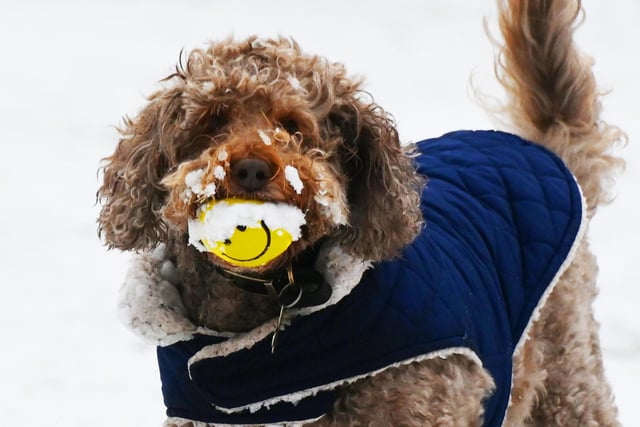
{"left": 0, "top": 0, "right": 637, "bottom": 425}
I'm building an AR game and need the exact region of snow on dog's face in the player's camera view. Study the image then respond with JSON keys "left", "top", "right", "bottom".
{"left": 161, "top": 122, "right": 349, "bottom": 272}
{"left": 97, "top": 37, "right": 424, "bottom": 270}
{"left": 188, "top": 199, "right": 306, "bottom": 268}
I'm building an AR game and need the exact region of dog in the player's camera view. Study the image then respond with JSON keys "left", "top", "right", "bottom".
{"left": 98, "top": 0, "right": 624, "bottom": 425}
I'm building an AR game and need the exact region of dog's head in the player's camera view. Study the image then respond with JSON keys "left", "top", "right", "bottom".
{"left": 98, "top": 36, "right": 423, "bottom": 273}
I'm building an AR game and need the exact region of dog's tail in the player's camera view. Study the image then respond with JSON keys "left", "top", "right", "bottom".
{"left": 495, "top": 0, "right": 625, "bottom": 216}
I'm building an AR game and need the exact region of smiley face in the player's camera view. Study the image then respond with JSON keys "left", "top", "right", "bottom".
{"left": 201, "top": 220, "right": 295, "bottom": 268}
{"left": 188, "top": 199, "right": 306, "bottom": 269}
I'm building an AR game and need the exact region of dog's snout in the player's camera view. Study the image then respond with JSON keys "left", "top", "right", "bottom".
{"left": 231, "top": 158, "right": 273, "bottom": 191}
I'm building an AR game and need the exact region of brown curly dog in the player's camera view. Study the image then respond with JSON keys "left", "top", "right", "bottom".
{"left": 98, "top": 0, "right": 624, "bottom": 425}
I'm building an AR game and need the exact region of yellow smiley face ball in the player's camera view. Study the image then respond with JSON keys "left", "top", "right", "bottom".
{"left": 191, "top": 199, "right": 305, "bottom": 268}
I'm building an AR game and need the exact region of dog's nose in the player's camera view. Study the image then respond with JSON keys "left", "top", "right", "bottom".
{"left": 231, "top": 158, "right": 273, "bottom": 191}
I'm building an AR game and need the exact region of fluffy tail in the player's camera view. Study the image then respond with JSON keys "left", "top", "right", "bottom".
{"left": 496, "top": 0, "right": 625, "bottom": 217}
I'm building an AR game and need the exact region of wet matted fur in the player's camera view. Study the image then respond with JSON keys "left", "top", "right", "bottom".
{"left": 98, "top": 0, "right": 624, "bottom": 425}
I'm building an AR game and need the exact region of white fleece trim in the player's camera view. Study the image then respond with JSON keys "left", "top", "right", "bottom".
{"left": 164, "top": 416, "right": 322, "bottom": 427}
{"left": 187, "top": 244, "right": 371, "bottom": 363}
{"left": 208, "top": 347, "right": 483, "bottom": 415}
{"left": 197, "top": 174, "right": 585, "bottom": 417}
{"left": 500, "top": 177, "right": 588, "bottom": 426}
{"left": 164, "top": 418, "right": 211, "bottom": 427}
{"left": 117, "top": 245, "right": 234, "bottom": 346}
{"left": 118, "top": 242, "right": 370, "bottom": 347}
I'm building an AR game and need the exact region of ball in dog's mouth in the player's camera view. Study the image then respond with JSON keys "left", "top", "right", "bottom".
{"left": 187, "top": 198, "right": 307, "bottom": 268}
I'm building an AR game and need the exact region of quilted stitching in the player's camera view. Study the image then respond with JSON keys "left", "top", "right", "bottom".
{"left": 158, "top": 130, "right": 584, "bottom": 427}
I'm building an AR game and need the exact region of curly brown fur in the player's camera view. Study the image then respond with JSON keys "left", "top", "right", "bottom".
{"left": 495, "top": 0, "right": 625, "bottom": 217}
{"left": 98, "top": 36, "right": 424, "bottom": 331}
{"left": 496, "top": 0, "right": 623, "bottom": 425}
{"left": 309, "top": 355, "right": 495, "bottom": 427}
{"left": 100, "top": 0, "right": 623, "bottom": 425}
{"left": 98, "top": 36, "right": 424, "bottom": 263}
{"left": 164, "top": 356, "right": 494, "bottom": 427}
{"left": 505, "top": 241, "right": 619, "bottom": 426}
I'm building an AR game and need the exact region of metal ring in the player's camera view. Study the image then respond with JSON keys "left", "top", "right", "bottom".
{"left": 277, "top": 282, "right": 302, "bottom": 308}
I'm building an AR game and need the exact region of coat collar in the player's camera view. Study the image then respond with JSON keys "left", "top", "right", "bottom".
{"left": 120, "top": 131, "right": 587, "bottom": 427}
{"left": 117, "top": 240, "right": 371, "bottom": 347}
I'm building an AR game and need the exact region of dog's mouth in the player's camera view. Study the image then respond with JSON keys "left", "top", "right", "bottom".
{"left": 161, "top": 133, "right": 350, "bottom": 272}
{"left": 188, "top": 198, "right": 307, "bottom": 269}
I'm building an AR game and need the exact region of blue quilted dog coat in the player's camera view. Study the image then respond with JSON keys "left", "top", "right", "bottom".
{"left": 155, "top": 130, "right": 585, "bottom": 426}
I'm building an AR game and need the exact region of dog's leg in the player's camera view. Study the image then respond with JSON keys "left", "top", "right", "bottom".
{"left": 310, "top": 355, "right": 494, "bottom": 426}
{"left": 527, "top": 242, "right": 619, "bottom": 425}
{"left": 504, "top": 243, "right": 619, "bottom": 426}
{"left": 497, "top": 0, "right": 622, "bottom": 425}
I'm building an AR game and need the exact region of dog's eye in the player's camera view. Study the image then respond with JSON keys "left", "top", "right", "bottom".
{"left": 281, "top": 119, "right": 299, "bottom": 135}
{"left": 208, "top": 114, "right": 228, "bottom": 131}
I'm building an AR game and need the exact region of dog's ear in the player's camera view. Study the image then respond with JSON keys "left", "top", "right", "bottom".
{"left": 330, "top": 100, "right": 424, "bottom": 261}
{"left": 97, "top": 88, "right": 184, "bottom": 251}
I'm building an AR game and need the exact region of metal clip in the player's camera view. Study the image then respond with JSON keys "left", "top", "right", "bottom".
{"left": 270, "top": 265, "right": 302, "bottom": 354}
{"left": 271, "top": 305, "right": 286, "bottom": 354}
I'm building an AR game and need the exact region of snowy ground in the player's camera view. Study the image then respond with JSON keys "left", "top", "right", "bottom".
{"left": 1, "top": 0, "right": 637, "bottom": 425}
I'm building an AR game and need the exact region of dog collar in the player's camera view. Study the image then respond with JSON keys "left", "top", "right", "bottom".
{"left": 217, "top": 264, "right": 332, "bottom": 309}
{"left": 156, "top": 130, "right": 587, "bottom": 426}
{"left": 218, "top": 254, "right": 333, "bottom": 353}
